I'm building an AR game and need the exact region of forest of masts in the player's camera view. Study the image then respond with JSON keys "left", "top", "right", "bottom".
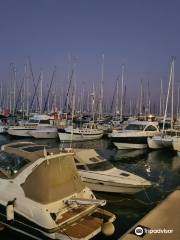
{"left": 0, "top": 57, "right": 179, "bottom": 120}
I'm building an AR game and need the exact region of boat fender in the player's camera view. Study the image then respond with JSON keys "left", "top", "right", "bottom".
{"left": 6, "top": 198, "right": 16, "bottom": 221}
{"left": 101, "top": 221, "right": 115, "bottom": 236}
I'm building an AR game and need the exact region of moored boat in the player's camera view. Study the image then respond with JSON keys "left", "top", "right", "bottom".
{"left": 29, "top": 127, "right": 58, "bottom": 139}
{"left": 73, "top": 149, "right": 152, "bottom": 194}
{"left": 8, "top": 114, "right": 53, "bottom": 137}
{"left": 109, "top": 120, "right": 159, "bottom": 149}
{"left": 0, "top": 142, "right": 116, "bottom": 239}
{"left": 58, "top": 124, "right": 103, "bottom": 142}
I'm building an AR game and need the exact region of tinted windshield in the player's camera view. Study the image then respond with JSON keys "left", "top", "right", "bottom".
{"left": 0, "top": 152, "right": 30, "bottom": 177}
{"left": 125, "top": 124, "right": 145, "bottom": 131}
{"left": 86, "top": 161, "right": 113, "bottom": 171}
{"left": 28, "top": 119, "right": 39, "bottom": 124}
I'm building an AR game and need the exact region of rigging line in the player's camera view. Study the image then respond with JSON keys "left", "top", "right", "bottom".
{"left": 110, "top": 76, "right": 119, "bottom": 113}
{"left": 29, "top": 72, "right": 41, "bottom": 113}
{"left": 28, "top": 57, "right": 40, "bottom": 110}
{"left": 63, "top": 69, "right": 74, "bottom": 113}
{"left": 43, "top": 67, "right": 56, "bottom": 112}
{"left": 14, "top": 77, "right": 25, "bottom": 113}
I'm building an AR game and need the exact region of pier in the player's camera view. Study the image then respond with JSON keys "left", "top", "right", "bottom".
{"left": 121, "top": 187, "right": 180, "bottom": 240}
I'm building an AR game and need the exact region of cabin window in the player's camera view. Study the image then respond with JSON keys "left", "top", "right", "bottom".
{"left": 125, "top": 124, "right": 145, "bottom": 131}
{"left": 22, "top": 145, "right": 52, "bottom": 152}
{"left": 89, "top": 157, "right": 99, "bottom": 162}
{"left": 0, "top": 152, "right": 30, "bottom": 177}
{"left": 76, "top": 165, "right": 86, "bottom": 170}
{"left": 145, "top": 125, "right": 157, "bottom": 131}
{"left": 74, "top": 158, "right": 79, "bottom": 163}
{"left": 28, "top": 119, "right": 39, "bottom": 124}
{"left": 120, "top": 172, "right": 130, "bottom": 177}
{"left": 39, "top": 120, "right": 50, "bottom": 124}
{"left": 86, "top": 161, "right": 113, "bottom": 171}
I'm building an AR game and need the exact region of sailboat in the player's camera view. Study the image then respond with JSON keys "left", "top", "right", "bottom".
{"left": 148, "top": 57, "right": 179, "bottom": 149}
{"left": 58, "top": 83, "right": 103, "bottom": 142}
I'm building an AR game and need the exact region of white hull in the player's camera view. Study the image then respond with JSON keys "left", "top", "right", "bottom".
{"left": 148, "top": 136, "right": 173, "bottom": 149}
{"left": 8, "top": 128, "right": 33, "bottom": 137}
{"left": 113, "top": 142, "right": 147, "bottom": 149}
{"left": 172, "top": 137, "right": 180, "bottom": 156}
{"left": 58, "top": 132, "right": 103, "bottom": 142}
{"left": 78, "top": 167, "right": 151, "bottom": 194}
{"left": 81, "top": 177, "right": 149, "bottom": 194}
{"left": 29, "top": 129, "right": 58, "bottom": 139}
{"left": 0, "top": 126, "right": 7, "bottom": 133}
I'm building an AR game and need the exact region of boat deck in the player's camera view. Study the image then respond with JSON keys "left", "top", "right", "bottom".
{"left": 121, "top": 188, "right": 180, "bottom": 240}
{"left": 59, "top": 215, "right": 102, "bottom": 238}
{"left": 56, "top": 206, "right": 114, "bottom": 239}
{"left": 56, "top": 205, "right": 96, "bottom": 225}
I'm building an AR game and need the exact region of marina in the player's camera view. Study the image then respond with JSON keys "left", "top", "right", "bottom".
{"left": 0, "top": 135, "right": 180, "bottom": 239}
{"left": 1, "top": 0, "right": 180, "bottom": 239}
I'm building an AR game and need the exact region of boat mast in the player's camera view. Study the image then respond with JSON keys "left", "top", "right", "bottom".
{"left": 177, "top": 85, "right": 179, "bottom": 121}
{"left": 171, "top": 57, "right": 175, "bottom": 128}
{"left": 139, "top": 79, "right": 143, "bottom": 115}
{"left": 147, "top": 80, "right": 151, "bottom": 114}
{"left": 162, "top": 57, "right": 174, "bottom": 132}
{"left": 99, "top": 54, "right": 104, "bottom": 119}
{"left": 91, "top": 83, "right": 95, "bottom": 123}
{"left": 13, "top": 64, "right": 16, "bottom": 115}
{"left": 115, "top": 77, "right": 119, "bottom": 116}
{"left": 40, "top": 70, "right": 43, "bottom": 114}
{"left": 120, "top": 65, "right": 124, "bottom": 120}
{"left": 159, "top": 79, "right": 163, "bottom": 116}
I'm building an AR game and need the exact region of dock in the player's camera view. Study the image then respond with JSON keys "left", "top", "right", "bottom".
{"left": 120, "top": 188, "right": 180, "bottom": 240}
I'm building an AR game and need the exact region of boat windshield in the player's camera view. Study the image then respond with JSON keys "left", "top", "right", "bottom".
{"left": 0, "top": 152, "right": 30, "bottom": 177}
{"left": 86, "top": 161, "right": 113, "bottom": 171}
{"left": 28, "top": 119, "right": 39, "bottom": 124}
{"left": 125, "top": 124, "right": 145, "bottom": 131}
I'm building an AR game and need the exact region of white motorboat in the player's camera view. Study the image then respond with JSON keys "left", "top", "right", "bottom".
{"left": 109, "top": 120, "right": 159, "bottom": 149}
{"left": 58, "top": 124, "right": 103, "bottom": 142}
{"left": 172, "top": 136, "right": 180, "bottom": 156}
{"left": 8, "top": 114, "right": 53, "bottom": 137}
{"left": 0, "top": 142, "right": 116, "bottom": 240}
{"left": 73, "top": 149, "right": 152, "bottom": 194}
{"left": 148, "top": 129, "right": 180, "bottom": 149}
{"left": 28, "top": 127, "right": 58, "bottom": 139}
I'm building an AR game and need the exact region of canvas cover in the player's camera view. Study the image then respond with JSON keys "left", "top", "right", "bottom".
{"left": 21, "top": 155, "right": 84, "bottom": 204}
{"left": 74, "top": 149, "right": 100, "bottom": 163}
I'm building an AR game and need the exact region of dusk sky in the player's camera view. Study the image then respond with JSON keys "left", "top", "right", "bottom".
{"left": 0, "top": 0, "right": 180, "bottom": 108}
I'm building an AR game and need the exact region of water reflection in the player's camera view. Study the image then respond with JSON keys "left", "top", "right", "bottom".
{"left": 0, "top": 136, "right": 180, "bottom": 240}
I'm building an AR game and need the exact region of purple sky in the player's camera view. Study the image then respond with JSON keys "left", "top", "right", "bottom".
{"left": 0, "top": 0, "right": 180, "bottom": 111}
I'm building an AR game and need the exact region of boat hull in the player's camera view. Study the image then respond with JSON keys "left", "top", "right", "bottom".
{"left": 111, "top": 136, "right": 148, "bottom": 149}
{"left": 0, "top": 202, "right": 114, "bottom": 240}
{"left": 29, "top": 129, "right": 58, "bottom": 139}
{"left": 81, "top": 178, "right": 149, "bottom": 194}
{"left": 58, "top": 131, "right": 103, "bottom": 142}
{"left": 8, "top": 128, "right": 34, "bottom": 137}
{"left": 148, "top": 136, "right": 172, "bottom": 149}
{"left": 172, "top": 137, "right": 180, "bottom": 155}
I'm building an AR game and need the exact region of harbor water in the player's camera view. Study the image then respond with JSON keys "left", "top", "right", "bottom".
{"left": 0, "top": 135, "right": 180, "bottom": 240}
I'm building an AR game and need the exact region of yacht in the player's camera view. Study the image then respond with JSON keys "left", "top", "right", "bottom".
{"left": 0, "top": 142, "right": 116, "bottom": 239}
{"left": 8, "top": 114, "right": 53, "bottom": 137}
{"left": 109, "top": 120, "right": 159, "bottom": 149}
{"left": 73, "top": 149, "right": 152, "bottom": 194}
{"left": 28, "top": 127, "right": 58, "bottom": 139}
{"left": 58, "top": 124, "right": 103, "bottom": 142}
